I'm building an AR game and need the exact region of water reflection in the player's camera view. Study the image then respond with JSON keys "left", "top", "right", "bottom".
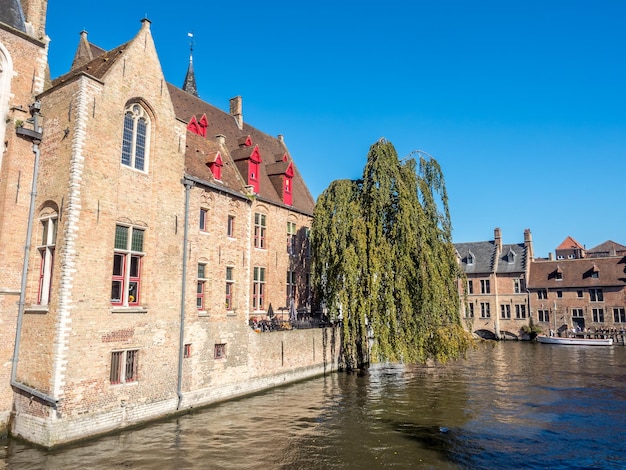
{"left": 2, "top": 342, "right": 626, "bottom": 469}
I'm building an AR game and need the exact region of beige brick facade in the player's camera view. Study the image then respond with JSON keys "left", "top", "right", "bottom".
{"left": 0, "top": 6, "right": 337, "bottom": 447}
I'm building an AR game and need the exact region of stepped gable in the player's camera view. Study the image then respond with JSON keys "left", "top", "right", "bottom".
{"left": 528, "top": 256, "right": 626, "bottom": 289}
{"left": 184, "top": 131, "right": 246, "bottom": 191}
{"left": 455, "top": 241, "right": 496, "bottom": 274}
{"left": 168, "top": 84, "right": 315, "bottom": 215}
{"left": 0, "top": 0, "right": 26, "bottom": 32}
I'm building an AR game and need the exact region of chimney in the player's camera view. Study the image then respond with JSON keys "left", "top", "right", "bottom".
{"left": 215, "top": 134, "right": 226, "bottom": 146}
{"left": 230, "top": 96, "right": 243, "bottom": 130}
{"left": 548, "top": 252, "right": 554, "bottom": 261}
{"left": 494, "top": 227, "right": 502, "bottom": 252}
{"left": 524, "top": 228, "right": 534, "bottom": 260}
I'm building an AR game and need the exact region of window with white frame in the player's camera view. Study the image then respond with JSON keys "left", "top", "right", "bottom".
{"left": 225, "top": 266, "right": 234, "bottom": 311}
{"left": 467, "top": 280, "right": 473, "bottom": 294}
{"left": 537, "top": 289, "right": 547, "bottom": 300}
{"left": 500, "top": 304, "right": 511, "bottom": 319}
{"left": 613, "top": 308, "right": 625, "bottom": 323}
{"left": 37, "top": 214, "right": 57, "bottom": 305}
{"left": 111, "top": 225, "right": 144, "bottom": 306}
{"left": 254, "top": 213, "right": 266, "bottom": 249}
{"left": 480, "top": 302, "right": 490, "bottom": 318}
{"left": 514, "top": 279, "right": 521, "bottom": 294}
{"left": 572, "top": 308, "right": 584, "bottom": 318}
{"left": 466, "top": 303, "right": 474, "bottom": 318}
{"left": 253, "top": 267, "right": 265, "bottom": 311}
{"left": 110, "top": 349, "right": 138, "bottom": 384}
{"left": 592, "top": 308, "right": 604, "bottom": 322}
{"left": 537, "top": 309, "right": 549, "bottom": 322}
{"left": 197, "top": 263, "right": 208, "bottom": 310}
{"left": 287, "top": 221, "right": 296, "bottom": 255}
{"left": 121, "top": 103, "right": 150, "bottom": 171}
{"left": 515, "top": 304, "right": 526, "bottom": 319}
{"left": 480, "top": 279, "right": 490, "bottom": 294}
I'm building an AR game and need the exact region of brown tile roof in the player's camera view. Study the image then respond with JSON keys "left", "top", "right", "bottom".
{"left": 52, "top": 42, "right": 129, "bottom": 87}
{"left": 556, "top": 236, "right": 584, "bottom": 251}
{"left": 168, "top": 84, "right": 315, "bottom": 215}
{"left": 587, "top": 240, "right": 626, "bottom": 257}
{"left": 528, "top": 257, "right": 626, "bottom": 289}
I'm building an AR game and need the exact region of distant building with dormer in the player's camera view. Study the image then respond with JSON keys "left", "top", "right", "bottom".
{"left": 455, "top": 228, "right": 533, "bottom": 339}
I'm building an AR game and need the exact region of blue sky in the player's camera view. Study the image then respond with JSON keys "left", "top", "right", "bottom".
{"left": 45, "top": 1, "right": 626, "bottom": 258}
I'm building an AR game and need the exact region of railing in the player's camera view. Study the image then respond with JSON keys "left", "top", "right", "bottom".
{"left": 249, "top": 315, "right": 328, "bottom": 332}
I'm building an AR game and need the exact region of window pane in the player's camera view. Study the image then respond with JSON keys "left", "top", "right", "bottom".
{"left": 135, "top": 118, "right": 147, "bottom": 171}
{"left": 115, "top": 225, "right": 128, "bottom": 250}
{"left": 111, "top": 281, "right": 122, "bottom": 303}
{"left": 198, "top": 263, "right": 205, "bottom": 279}
{"left": 129, "top": 255, "right": 140, "bottom": 277}
{"left": 125, "top": 350, "right": 137, "bottom": 381}
{"left": 110, "top": 351, "right": 122, "bottom": 383}
{"left": 131, "top": 228, "right": 144, "bottom": 252}
{"left": 226, "top": 267, "right": 233, "bottom": 281}
{"left": 121, "top": 113, "right": 133, "bottom": 166}
{"left": 112, "top": 253, "right": 124, "bottom": 276}
{"left": 128, "top": 281, "right": 138, "bottom": 304}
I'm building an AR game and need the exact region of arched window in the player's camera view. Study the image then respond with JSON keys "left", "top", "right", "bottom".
{"left": 121, "top": 103, "right": 150, "bottom": 171}
{"left": 37, "top": 211, "right": 58, "bottom": 305}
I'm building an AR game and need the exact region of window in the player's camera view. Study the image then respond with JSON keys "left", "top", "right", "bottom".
{"left": 110, "top": 349, "right": 138, "bottom": 384}
{"left": 184, "top": 344, "right": 191, "bottom": 358}
{"left": 227, "top": 215, "right": 235, "bottom": 238}
{"left": 500, "top": 304, "right": 511, "bottom": 319}
{"left": 467, "top": 280, "right": 474, "bottom": 295}
{"left": 480, "top": 279, "right": 490, "bottom": 294}
{"left": 304, "top": 228, "right": 311, "bottom": 258}
{"left": 466, "top": 253, "right": 474, "bottom": 265}
{"left": 515, "top": 304, "right": 527, "bottom": 319}
{"left": 592, "top": 308, "right": 604, "bottom": 323}
{"left": 37, "top": 215, "right": 57, "bottom": 305}
{"left": 225, "top": 266, "right": 234, "bottom": 311}
{"left": 111, "top": 225, "right": 144, "bottom": 306}
{"left": 121, "top": 103, "right": 150, "bottom": 171}
{"left": 480, "top": 302, "right": 490, "bottom": 318}
{"left": 200, "top": 208, "right": 208, "bottom": 232}
{"left": 590, "top": 288, "right": 603, "bottom": 302}
{"left": 254, "top": 213, "right": 266, "bottom": 249}
{"left": 537, "top": 310, "right": 549, "bottom": 322}
{"left": 197, "top": 263, "right": 208, "bottom": 311}
{"left": 557, "top": 290, "right": 563, "bottom": 298}
{"left": 514, "top": 279, "right": 521, "bottom": 294}
{"left": 286, "top": 270, "right": 296, "bottom": 304}
{"left": 537, "top": 289, "right": 547, "bottom": 300}
{"left": 253, "top": 267, "right": 265, "bottom": 311}
{"left": 287, "top": 221, "right": 297, "bottom": 255}
{"left": 214, "top": 343, "right": 226, "bottom": 359}
{"left": 555, "top": 272, "right": 563, "bottom": 280}
{"left": 613, "top": 308, "right": 626, "bottom": 323}
{"left": 466, "top": 303, "right": 474, "bottom": 318}
{"left": 577, "top": 290, "right": 583, "bottom": 298}
{"left": 572, "top": 308, "right": 584, "bottom": 318}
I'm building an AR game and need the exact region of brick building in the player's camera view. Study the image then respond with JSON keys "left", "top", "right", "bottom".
{"left": 528, "top": 239, "right": 626, "bottom": 334}
{"left": 0, "top": 1, "right": 337, "bottom": 447}
{"left": 455, "top": 228, "right": 533, "bottom": 339}
{"left": 0, "top": 0, "right": 49, "bottom": 435}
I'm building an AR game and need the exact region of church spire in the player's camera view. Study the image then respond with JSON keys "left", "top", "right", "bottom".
{"left": 182, "top": 32, "right": 198, "bottom": 97}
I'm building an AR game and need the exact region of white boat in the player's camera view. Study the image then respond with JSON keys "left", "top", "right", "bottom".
{"left": 537, "top": 335, "right": 613, "bottom": 346}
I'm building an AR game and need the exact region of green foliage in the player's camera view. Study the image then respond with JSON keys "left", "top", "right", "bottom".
{"left": 311, "top": 139, "right": 473, "bottom": 370}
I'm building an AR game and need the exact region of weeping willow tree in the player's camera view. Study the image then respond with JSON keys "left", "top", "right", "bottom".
{"left": 311, "top": 139, "right": 472, "bottom": 370}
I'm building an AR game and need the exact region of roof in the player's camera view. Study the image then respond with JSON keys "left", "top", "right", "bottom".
{"left": 587, "top": 240, "right": 626, "bottom": 258}
{"left": 0, "top": 0, "right": 26, "bottom": 33}
{"left": 52, "top": 42, "right": 129, "bottom": 87}
{"left": 455, "top": 241, "right": 527, "bottom": 275}
{"left": 528, "top": 257, "right": 626, "bottom": 289}
{"left": 556, "top": 236, "right": 584, "bottom": 251}
{"left": 168, "top": 84, "right": 315, "bottom": 215}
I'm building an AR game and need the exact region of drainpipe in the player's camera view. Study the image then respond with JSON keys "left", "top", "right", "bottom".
{"left": 177, "top": 178, "right": 194, "bottom": 409}
{"left": 12, "top": 102, "right": 57, "bottom": 406}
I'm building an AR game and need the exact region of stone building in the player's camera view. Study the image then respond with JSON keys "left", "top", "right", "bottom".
{"left": 455, "top": 228, "right": 534, "bottom": 339}
{"left": 528, "top": 240, "right": 626, "bottom": 334}
{"left": 0, "top": 1, "right": 337, "bottom": 447}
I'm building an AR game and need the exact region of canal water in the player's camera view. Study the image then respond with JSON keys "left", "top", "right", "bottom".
{"left": 2, "top": 341, "right": 625, "bottom": 469}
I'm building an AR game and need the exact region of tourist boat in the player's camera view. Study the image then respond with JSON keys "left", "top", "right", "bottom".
{"left": 536, "top": 335, "right": 613, "bottom": 346}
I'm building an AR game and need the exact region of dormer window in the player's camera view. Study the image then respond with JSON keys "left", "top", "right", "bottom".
{"left": 248, "top": 145, "right": 262, "bottom": 193}
{"left": 207, "top": 152, "right": 223, "bottom": 180}
{"left": 187, "top": 114, "right": 208, "bottom": 137}
{"left": 507, "top": 249, "right": 516, "bottom": 263}
{"left": 466, "top": 252, "right": 474, "bottom": 265}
